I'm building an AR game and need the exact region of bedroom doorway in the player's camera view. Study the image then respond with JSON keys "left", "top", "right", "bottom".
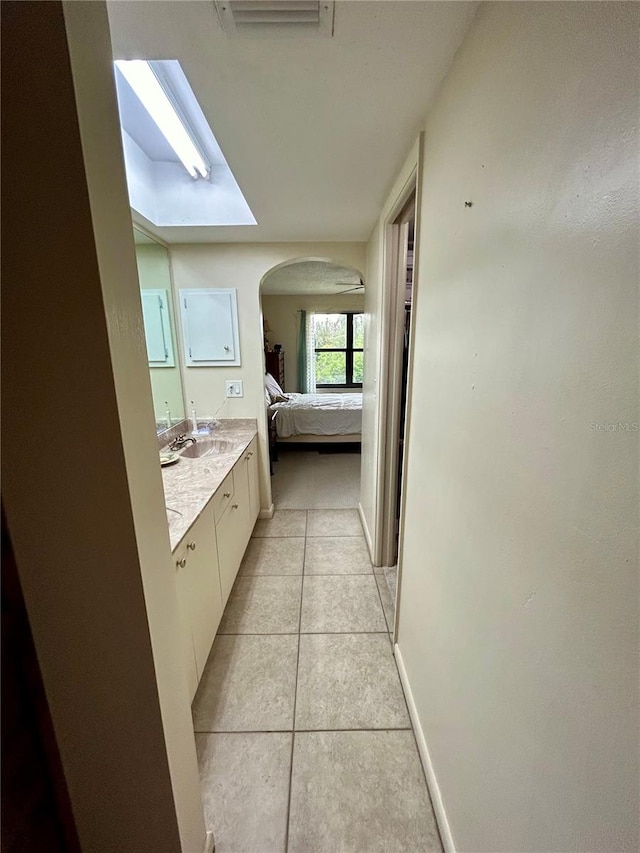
{"left": 259, "top": 257, "right": 365, "bottom": 504}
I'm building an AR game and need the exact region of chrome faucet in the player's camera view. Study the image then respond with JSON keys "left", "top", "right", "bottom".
{"left": 168, "top": 434, "right": 196, "bottom": 451}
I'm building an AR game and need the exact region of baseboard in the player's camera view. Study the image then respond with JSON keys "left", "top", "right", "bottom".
{"left": 203, "top": 830, "right": 215, "bottom": 853}
{"left": 394, "top": 644, "right": 455, "bottom": 853}
{"left": 259, "top": 503, "right": 275, "bottom": 520}
{"left": 357, "top": 502, "right": 374, "bottom": 560}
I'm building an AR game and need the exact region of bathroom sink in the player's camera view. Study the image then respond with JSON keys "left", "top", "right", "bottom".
{"left": 180, "top": 438, "right": 238, "bottom": 459}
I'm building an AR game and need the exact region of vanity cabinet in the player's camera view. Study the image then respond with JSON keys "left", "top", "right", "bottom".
{"left": 174, "top": 502, "right": 223, "bottom": 700}
{"left": 172, "top": 434, "right": 261, "bottom": 699}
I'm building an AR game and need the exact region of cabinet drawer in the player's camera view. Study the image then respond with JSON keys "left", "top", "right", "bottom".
{"left": 212, "top": 471, "right": 234, "bottom": 523}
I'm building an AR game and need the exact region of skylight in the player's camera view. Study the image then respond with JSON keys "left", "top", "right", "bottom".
{"left": 113, "top": 59, "right": 256, "bottom": 228}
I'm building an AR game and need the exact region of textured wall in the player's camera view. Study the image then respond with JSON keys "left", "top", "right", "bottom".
{"left": 398, "top": 2, "right": 639, "bottom": 850}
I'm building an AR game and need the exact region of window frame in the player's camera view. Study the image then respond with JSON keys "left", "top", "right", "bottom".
{"left": 314, "top": 311, "right": 363, "bottom": 389}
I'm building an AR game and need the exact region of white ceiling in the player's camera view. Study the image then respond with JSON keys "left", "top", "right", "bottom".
{"left": 107, "top": 1, "right": 477, "bottom": 244}
{"left": 262, "top": 259, "right": 362, "bottom": 294}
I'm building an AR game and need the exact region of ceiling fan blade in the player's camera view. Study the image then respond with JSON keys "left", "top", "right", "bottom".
{"left": 335, "top": 285, "right": 364, "bottom": 294}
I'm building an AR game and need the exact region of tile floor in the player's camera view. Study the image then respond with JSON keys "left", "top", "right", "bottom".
{"left": 192, "top": 453, "right": 441, "bottom": 853}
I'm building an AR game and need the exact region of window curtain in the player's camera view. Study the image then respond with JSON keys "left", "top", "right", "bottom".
{"left": 297, "top": 310, "right": 316, "bottom": 393}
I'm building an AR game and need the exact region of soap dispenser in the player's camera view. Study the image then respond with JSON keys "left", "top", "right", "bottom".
{"left": 190, "top": 401, "right": 198, "bottom": 433}
{"left": 164, "top": 401, "right": 171, "bottom": 429}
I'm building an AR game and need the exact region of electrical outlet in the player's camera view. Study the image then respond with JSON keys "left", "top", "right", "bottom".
{"left": 225, "top": 380, "right": 243, "bottom": 398}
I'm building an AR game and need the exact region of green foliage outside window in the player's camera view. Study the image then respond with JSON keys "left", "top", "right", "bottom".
{"left": 313, "top": 313, "right": 363, "bottom": 387}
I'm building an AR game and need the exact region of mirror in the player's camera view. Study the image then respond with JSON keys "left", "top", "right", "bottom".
{"left": 133, "top": 228, "right": 185, "bottom": 431}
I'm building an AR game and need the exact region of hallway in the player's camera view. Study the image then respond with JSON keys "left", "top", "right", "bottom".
{"left": 192, "top": 452, "right": 440, "bottom": 852}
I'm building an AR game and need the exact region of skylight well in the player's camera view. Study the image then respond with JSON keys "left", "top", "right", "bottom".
{"left": 113, "top": 59, "right": 256, "bottom": 228}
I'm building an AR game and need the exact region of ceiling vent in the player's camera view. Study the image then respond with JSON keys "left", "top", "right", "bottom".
{"left": 215, "top": 1, "right": 334, "bottom": 38}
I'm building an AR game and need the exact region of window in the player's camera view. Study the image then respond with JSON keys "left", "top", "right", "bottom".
{"left": 313, "top": 312, "right": 364, "bottom": 388}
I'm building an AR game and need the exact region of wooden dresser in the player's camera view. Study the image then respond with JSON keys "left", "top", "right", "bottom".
{"left": 265, "top": 351, "right": 285, "bottom": 390}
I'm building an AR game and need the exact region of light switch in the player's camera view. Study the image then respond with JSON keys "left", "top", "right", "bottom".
{"left": 226, "top": 380, "right": 243, "bottom": 398}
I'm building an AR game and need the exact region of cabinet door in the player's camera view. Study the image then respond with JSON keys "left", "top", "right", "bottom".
{"left": 216, "top": 465, "right": 251, "bottom": 605}
{"left": 216, "top": 500, "right": 245, "bottom": 606}
{"left": 184, "top": 505, "right": 223, "bottom": 679}
{"left": 180, "top": 289, "right": 240, "bottom": 366}
{"left": 234, "top": 458, "right": 252, "bottom": 553}
{"left": 174, "top": 543, "right": 198, "bottom": 700}
{"left": 245, "top": 438, "right": 260, "bottom": 525}
{"left": 141, "top": 289, "right": 175, "bottom": 366}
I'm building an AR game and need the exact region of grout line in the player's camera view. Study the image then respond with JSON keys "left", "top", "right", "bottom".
{"left": 250, "top": 535, "right": 307, "bottom": 540}
{"left": 193, "top": 726, "right": 413, "bottom": 735}
{"left": 373, "top": 567, "right": 393, "bottom": 641}
{"left": 194, "top": 729, "right": 294, "bottom": 735}
{"left": 215, "top": 624, "right": 302, "bottom": 639}
{"left": 238, "top": 565, "right": 376, "bottom": 578}
{"left": 284, "top": 514, "right": 306, "bottom": 853}
{"left": 305, "top": 534, "right": 366, "bottom": 538}
{"left": 294, "top": 726, "right": 412, "bottom": 733}
{"left": 239, "top": 571, "right": 374, "bottom": 578}
{"left": 252, "top": 534, "right": 365, "bottom": 540}
{"left": 216, "top": 630, "right": 390, "bottom": 636}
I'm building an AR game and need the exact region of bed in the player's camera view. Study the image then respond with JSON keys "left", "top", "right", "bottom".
{"left": 268, "top": 392, "right": 363, "bottom": 444}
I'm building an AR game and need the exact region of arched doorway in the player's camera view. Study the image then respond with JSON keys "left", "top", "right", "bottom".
{"left": 259, "top": 257, "right": 366, "bottom": 513}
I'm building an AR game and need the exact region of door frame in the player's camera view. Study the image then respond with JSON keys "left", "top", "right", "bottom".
{"left": 380, "top": 210, "right": 413, "bottom": 569}
{"left": 374, "top": 135, "right": 424, "bottom": 643}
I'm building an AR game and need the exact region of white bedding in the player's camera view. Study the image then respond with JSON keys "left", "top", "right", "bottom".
{"left": 270, "top": 393, "right": 362, "bottom": 438}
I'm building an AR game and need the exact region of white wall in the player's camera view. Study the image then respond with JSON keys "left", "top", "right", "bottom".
{"left": 397, "top": 3, "right": 639, "bottom": 851}
{"left": 262, "top": 293, "right": 365, "bottom": 392}
{"left": 169, "top": 243, "right": 366, "bottom": 509}
{"left": 3, "top": 3, "right": 207, "bottom": 851}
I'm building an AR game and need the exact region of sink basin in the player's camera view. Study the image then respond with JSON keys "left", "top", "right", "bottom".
{"left": 180, "top": 438, "right": 238, "bottom": 459}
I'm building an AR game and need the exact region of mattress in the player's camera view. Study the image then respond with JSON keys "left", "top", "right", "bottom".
{"left": 269, "top": 393, "right": 362, "bottom": 438}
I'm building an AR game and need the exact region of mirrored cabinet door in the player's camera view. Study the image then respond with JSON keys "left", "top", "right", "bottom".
{"left": 134, "top": 227, "right": 186, "bottom": 430}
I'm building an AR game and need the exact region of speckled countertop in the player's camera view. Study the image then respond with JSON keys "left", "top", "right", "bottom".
{"left": 160, "top": 419, "right": 258, "bottom": 552}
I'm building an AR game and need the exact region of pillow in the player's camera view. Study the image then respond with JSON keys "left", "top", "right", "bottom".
{"left": 265, "top": 372, "right": 287, "bottom": 403}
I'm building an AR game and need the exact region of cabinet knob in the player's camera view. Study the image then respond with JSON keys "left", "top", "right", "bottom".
{"left": 224, "top": 345, "right": 230, "bottom": 352}
{"left": 176, "top": 558, "right": 187, "bottom": 568}
{"left": 223, "top": 491, "right": 231, "bottom": 498}
{"left": 248, "top": 451, "right": 254, "bottom": 457}
{"left": 187, "top": 541, "right": 196, "bottom": 551}
{"left": 232, "top": 503, "right": 239, "bottom": 510}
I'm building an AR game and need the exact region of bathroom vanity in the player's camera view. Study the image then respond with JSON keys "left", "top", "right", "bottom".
{"left": 160, "top": 420, "right": 260, "bottom": 699}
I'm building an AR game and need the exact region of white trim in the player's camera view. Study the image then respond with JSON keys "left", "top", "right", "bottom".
{"left": 394, "top": 644, "right": 455, "bottom": 853}
{"left": 202, "top": 830, "right": 215, "bottom": 853}
{"left": 258, "top": 503, "right": 275, "bottom": 520}
{"left": 358, "top": 502, "right": 374, "bottom": 562}
{"left": 131, "top": 217, "right": 169, "bottom": 249}
{"left": 368, "top": 136, "right": 422, "bottom": 566}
